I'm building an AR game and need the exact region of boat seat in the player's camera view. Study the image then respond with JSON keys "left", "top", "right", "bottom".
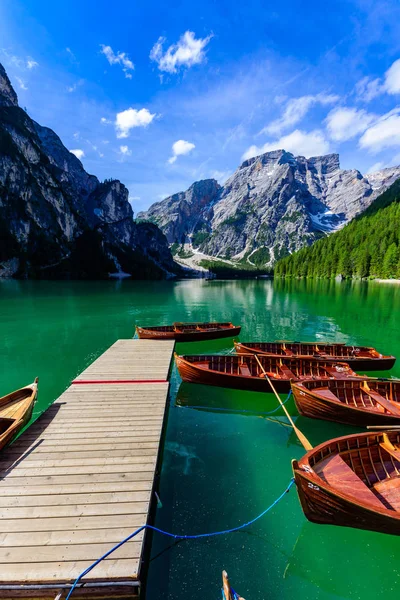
{"left": 315, "top": 388, "right": 341, "bottom": 402}
{"left": 380, "top": 434, "right": 400, "bottom": 462}
{"left": 373, "top": 478, "right": 400, "bottom": 511}
{"left": 0, "top": 418, "right": 15, "bottom": 435}
{"left": 323, "top": 366, "right": 350, "bottom": 380}
{"left": 314, "top": 454, "right": 384, "bottom": 509}
{"left": 239, "top": 365, "right": 251, "bottom": 377}
{"left": 279, "top": 365, "right": 297, "bottom": 379}
{"left": 363, "top": 389, "right": 400, "bottom": 416}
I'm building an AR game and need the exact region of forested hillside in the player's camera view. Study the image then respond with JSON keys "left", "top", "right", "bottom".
{"left": 275, "top": 180, "right": 400, "bottom": 279}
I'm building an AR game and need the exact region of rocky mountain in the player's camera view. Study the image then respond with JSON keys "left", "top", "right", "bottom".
{"left": 0, "top": 62, "right": 176, "bottom": 279}
{"left": 139, "top": 150, "right": 400, "bottom": 267}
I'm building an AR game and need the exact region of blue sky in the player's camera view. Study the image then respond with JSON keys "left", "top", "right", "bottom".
{"left": 2, "top": 0, "right": 400, "bottom": 213}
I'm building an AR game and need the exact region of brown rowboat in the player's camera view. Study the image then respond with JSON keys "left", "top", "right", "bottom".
{"left": 0, "top": 378, "right": 38, "bottom": 451}
{"left": 234, "top": 341, "right": 395, "bottom": 371}
{"left": 293, "top": 429, "right": 400, "bottom": 535}
{"left": 174, "top": 353, "right": 359, "bottom": 393}
{"left": 291, "top": 378, "right": 400, "bottom": 426}
{"left": 136, "top": 322, "right": 241, "bottom": 342}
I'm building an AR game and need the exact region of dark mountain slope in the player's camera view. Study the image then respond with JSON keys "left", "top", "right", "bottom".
{"left": 0, "top": 62, "right": 176, "bottom": 279}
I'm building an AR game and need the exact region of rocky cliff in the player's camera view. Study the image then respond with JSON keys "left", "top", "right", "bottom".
{"left": 139, "top": 150, "right": 400, "bottom": 266}
{"left": 0, "top": 62, "right": 176, "bottom": 279}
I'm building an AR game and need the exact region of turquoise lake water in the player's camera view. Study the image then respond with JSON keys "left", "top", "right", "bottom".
{"left": 1, "top": 278, "right": 400, "bottom": 599}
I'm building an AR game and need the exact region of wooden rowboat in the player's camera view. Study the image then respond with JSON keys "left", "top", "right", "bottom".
{"left": 234, "top": 341, "right": 395, "bottom": 371}
{"left": 291, "top": 378, "right": 400, "bottom": 426}
{"left": 136, "top": 322, "right": 241, "bottom": 342}
{"left": 293, "top": 429, "right": 400, "bottom": 535}
{"left": 174, "top": 353, "right": 360, "bottom": 393}
{"left": 222, "top": 570, "right": 244, "bottom": 600}
{"left": 0, "top": 378, "right": 38, "bottom": 451}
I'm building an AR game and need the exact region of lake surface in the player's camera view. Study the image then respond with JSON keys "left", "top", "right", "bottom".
{"left": 1, "top": 278, "right": 400, "bottom": 599}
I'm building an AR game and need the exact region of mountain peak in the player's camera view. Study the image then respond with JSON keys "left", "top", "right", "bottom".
{"left": 0, "top": 62, "right": 18, "bottom": 107}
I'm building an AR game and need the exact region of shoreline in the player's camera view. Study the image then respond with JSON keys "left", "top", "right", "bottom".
{"left": 373, "top": 278, "right": 400, "bottom": 284}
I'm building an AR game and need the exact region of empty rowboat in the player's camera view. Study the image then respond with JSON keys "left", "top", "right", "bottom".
{"left": 175, "top": 353, "right": 359, "bottom": 393}
{"left": 291, "top": 378, "right": 400, "bottom": 426}
{"left": 234, "top": 341, "right": 395, "bottom": 371}
{"left": 136, "top": 322, "right": 241, "bottom": 342}
{"left": 293, "top": 429, "right": 400, "bottom": 535}
{"left": 0, "top": 378, "right": 38, "bottom": 451}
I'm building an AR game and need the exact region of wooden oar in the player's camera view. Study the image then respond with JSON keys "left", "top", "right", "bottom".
{"left": 253, "top": 354, "right": 313, "bottom": 451}
{"left": 367, "top": 425, "right": 400, "bottom": 429}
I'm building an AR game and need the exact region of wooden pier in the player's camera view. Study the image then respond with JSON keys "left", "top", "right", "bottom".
{"left": 0, "top": 339, "right": 175, "bottom": 598}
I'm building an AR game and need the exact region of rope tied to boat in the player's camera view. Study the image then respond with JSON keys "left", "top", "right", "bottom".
{"left": 65, "top": 478, "right": 295, "bottom": 599}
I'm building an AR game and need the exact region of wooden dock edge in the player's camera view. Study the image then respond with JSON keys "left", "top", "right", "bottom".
{"left": 0, "top": 339, "right": 176, "bottom": 600}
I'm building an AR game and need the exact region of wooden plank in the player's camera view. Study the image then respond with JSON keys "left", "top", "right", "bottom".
{"left": 0, "top": 541, "right": 142, "bottom": 564}
{"left": 0, "top": 481, "right": 153, "bottom": 496}
{"left": 1, "top": 559, "right": 139, "bottom": 582}
{"left": 0, "top": 513, "right": 148, "bottom": 533}
{"left": 4, "top": 449, "right": 158, "bottom": 462}
{"left": 2, "top": 463, "right": 156, "bottom": 477}
{"left": 0, "top": 528, "right": 143, "bottom": 547}
{"left": 7, "top": 441, "right": 159, "bottom": 454}
{"left": 0, "top": 455, "right": 159, "bottom": 469}
{"left": 0, "top": 472, "right": 154, "bottom": 486}
{"left": 0, "top": 502, "right": 149, "bottom": 519}
{"left": 0, "top": 490, "right": 150, "bottom": 507}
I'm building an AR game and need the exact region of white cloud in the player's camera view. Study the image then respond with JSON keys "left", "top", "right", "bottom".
{"left": 0, "top": 50, "right": 38, "bottom": 71}
{"left": 359, "top": 108, "right": 400, "bottom": 152}
{"left": 15, "top": 76, "right": 27, "bottom": 90}
{"left": 168, "top": 139, "right": 195, "bottom": 164}
{"left": 355, "top": 76, "right": 382, "bottom": 102}
{"left": 115, "top": 108, "right": 156, "bottom": 138}
{"left": 100, "top": 44, "right": 134, "bottom": 78}
{"left": 67, "top": 79, "right": 84, "bottom": 93}
{"left": 119, "top": 145, "right": 132, "bottom": 156}
{"left": 100, "top": 117, "right": 111, "bottom": 124}
{"left": 355, "top": 59, "right": 400, "bottom": 102}
{"left": 150, "top": 31, "right": 212, "bottom": 74}
{"left": 70, "top": 149, "right": 85, "bottom": 160}
{"left": 26, "top": 58, "right": 38, "bottom": 69}
{"left": 384, "top": 59, "right": 400, "bottom": 95}
{"left": 242, "top": 129, "right": 330, "bottom": 161}
{"left": 326, "top": 107, "right": 375, "bottom": 141}
{"left": 262, "top": 93, "right": 339, "bottom": 136}
{"left": 366, "top": 161, "right": 385, "bottom": 174}
{"left": 210, "top": 169, "right": 232, "bottom": 183}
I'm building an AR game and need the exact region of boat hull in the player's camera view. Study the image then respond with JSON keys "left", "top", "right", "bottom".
{"left": 293, "top": 461, "right": 400, "bottom": 535}
{"left": 236, "top": 343, "right": 395, "bottom": 371}
{"left": 137, "top": 325, "right": 241, "bottom": 342}
{"left": 292, "top": 383, "right": 400, "bottom": 427}
{"left": 175, "top": 356, "right": 292, "bottom": 393}
{"left": 0, "top": 401, "right": 34, "bottom": 451}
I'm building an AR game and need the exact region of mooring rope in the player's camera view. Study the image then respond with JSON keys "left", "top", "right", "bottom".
{"left": 65, "top": 478, "right": 295, "bottom": 599}
{"left": 180, "top": 389, "right": 293, "bottom": 416}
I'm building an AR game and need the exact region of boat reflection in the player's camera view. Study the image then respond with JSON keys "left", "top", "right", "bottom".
{"left": 175, "top": 381, "right": 296, "bottom": 417}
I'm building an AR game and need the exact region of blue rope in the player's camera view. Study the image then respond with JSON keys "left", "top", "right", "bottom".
{"left": 181, "top": 389, "right": 293, "bottom": 416}
{"left": 66, "top": 478, "right": 295, "bottom": 599}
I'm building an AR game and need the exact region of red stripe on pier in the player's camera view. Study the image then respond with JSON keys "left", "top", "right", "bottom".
{"left": 72, "top": 379, "right": 168, "bottom": 384}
